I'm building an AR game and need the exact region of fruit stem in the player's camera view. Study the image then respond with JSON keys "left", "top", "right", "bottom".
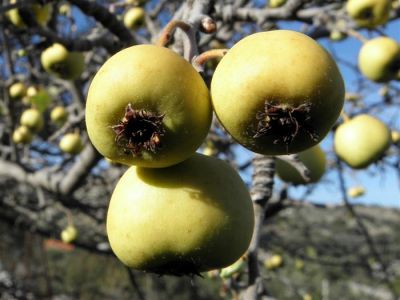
{"left": 345, "top": 29, "right": 368, "bottom": 44}
{"left": 191, "top": 49, "right": 229, "bottom": 72}
{"left": 156, "top": 19, "right": 191, "bottom": 47}
{"left": 66, "top": 211, "right": 73, "bottom": 226}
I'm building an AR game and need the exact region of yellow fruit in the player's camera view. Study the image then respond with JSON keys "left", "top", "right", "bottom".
{"left": 58, "top": 3, "right": 71, "bottom": 15}
{"left": 86, "top": 45, "right": 212, "bottom": 168}
{"left": 347, "top": 186, "right": 365, "bottom": 198}
{"left": 276, "top": 144, "right": 326, "bottom": 185}
{"left": 50, "top": 106, "right": 68, "bottom": 126}
{"left": 41, "top": 43, "right": 84, "bottom": 80}
{"left": 59, "top": 133, "right": 83, "bottom": 155}
{"left": 303, "top": 293, "right": 313, "bottom": 300}
{"left": 61, "top": 225, "right": 78, "bottom": 243}
{"left": 391, "top": 130, "right": 400, "bottom": 144}
{"left": 7, "top": 0, "right": 52, "bottom": 28}
{"left": 334, "top": 114, "right": 391, "bottom": 169}
{"left": 20, "top": 108, "right": 43, "bottom": 132}
{"left": 123, "top": 7, "right": 145, "bottom": 29}
{"left": 264, "top": 254, "right": 283, "bottom": 270}
{"left": 211, "top": 30, "right": 344, "bottom": 155}
{"left": 330, "top": 30, "right": 345, "bottom": 41}
{"left": 9, "top": 82, "right": 27, "bottom": 99}
{"left": 269, "top": 0, "right": 287, "bottom": 7}
{"left": 107, "top": 153, "right": 254, "bottom": 275}
{"left": 346, "top": 0, "right": 391, "bottom": 28}
{"left": 12, "top": 126, "right": 33, "bottom": 144}
{"left": 295, "top": 259, "right": 305, "bottom": 270}
{"left": 358, "top": 37, "right": 400, "bottom": 83}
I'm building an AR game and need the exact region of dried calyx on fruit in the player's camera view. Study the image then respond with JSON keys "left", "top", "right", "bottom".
{"left": 211, "top": 30, "right": 345, "bottom": 155}
{"left": 111, "top": 104, "right": 165, "bottom": 156}
{"left": 254, "top": 102, "right": 318, "bottom": 146}
{"left": 85, "top": 44, "right": 212, "bottom": 168}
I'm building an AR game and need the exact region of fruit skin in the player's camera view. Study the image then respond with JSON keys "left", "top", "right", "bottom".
{"left": 358, "top": 37, "right": 400, "bottom": 83}
{"left": 50, "top": 106, "right": 68, "bottom": 126}
{"left": 123, "top": 7, "right": 145, "bottom": 29}
{"left": 106, "top": 153, "right": 254, "bottom": 275}
{"left": 269, "top": 0, "right": 286, "bottom": 8}
{"left": 12, "top": 126, "right": 33, "bottom": 144}
{"left": 9, "top": 82, "right": 27, "bottom": 99}
{"left": 59, "top": 133, "right": 83, "bottom": 155}
{"left": 20, "top": 108, "right": 43, "bottom": 132}
{"left": 41, "top": 44, "right": 85, "bottom": 80}
{"left": 391, "top": 130, "right": 400, "bottom": 144}
{"left": 61, "top": 225, "right": 78, "bottom": 243}
{"left": 264, "top": 254, "right": 283, "bottom": 270}
{"left": 7, "top": 0, "right": 52, "bottom": 28}
{"left": 211, "top": 30, "right": 345, "bottom": 155}
{"left": 334, "top": 114, "right": 391, "bottom": 169}
{"left": 347, "top": 186, "right": 365, "bottom": 198}
{"left": 276, "top": 144, "right": 326, "bottom": 185}
{"left": 86, "top": 45, "right": 212, "bottom": 168}
{"left": 25, "top": 86, "right": 52, "bottom": 112}
{"left": 346, "top": 0, "right": 390, "bottom": 28}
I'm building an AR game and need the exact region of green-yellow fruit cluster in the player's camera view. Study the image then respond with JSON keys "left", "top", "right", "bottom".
{"left": 86, "top": 29, "right": 348, "bottom": 276}
{"left": 7, "top": 0, "right": 52, "bottom": 28}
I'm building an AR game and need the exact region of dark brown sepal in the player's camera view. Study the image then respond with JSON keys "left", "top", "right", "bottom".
{"left": 254, "top": 101, "right": 319, "bottom": 146}
{"left": 111, "top": 103, "right": 165, "bottom": 156}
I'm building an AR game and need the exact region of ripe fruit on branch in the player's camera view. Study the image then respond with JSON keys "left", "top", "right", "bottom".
{"left": 12, "top": 126, "right": 33, "bottom": 145}
{"left": 334, "top": 114, "right": 391, "bottom": 169}
{"left": 59, "top": 133, "right": 83, "bottom": 155}
{"left": 358, "top": 37, "right": 400, "bottom": 83}
{"left": 276, "top": 145, "right": 326, "bottom": 185}
{"left": 346, "top": 0, "right": 390, "bottom": 28}
{"left": 86, "top": 45, "right": 212, "bottom": 168}
{"left": 6, "top": 0, "right": 52, "bottom": 28}
{"left": 391, "top": 130, "right": 400, "bottom": 144}
{"left": 41, "top": 43, "right": 85, "bottom": 80}
{"left": 9, "top": 82, "right": 27, "bottom": 100}
{"left": 50, "top": 106, "right": 68, "bottom": 126}
{"left": 211, "top": 30, "right": 344, "bottom": 155}
{"left": 269, "top": 0, "right": 286, "bottom": 8}
{"left": 24, "top": 86, "right": 52, "bottom": 112}
{"left": 123, "top": 7, "right": 145, "bottom": 29}
{"left": 61, "top": 225, "right": 78, "bottom": 243}
{"left": 347, "top": 186, "right": 365, "bottom": 198}
{"left": 264, "top": 254, "right": 283, "bottom": 270}
{"left": 106, "top": 153, "right": 254, "bottom": 276}
{"left": 20, "top": 108, "right": 43, "bottom": 132}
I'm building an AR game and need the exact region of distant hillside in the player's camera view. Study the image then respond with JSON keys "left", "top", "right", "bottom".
{"left": 1, "top": 202, "right": 399, "bottom": 300}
